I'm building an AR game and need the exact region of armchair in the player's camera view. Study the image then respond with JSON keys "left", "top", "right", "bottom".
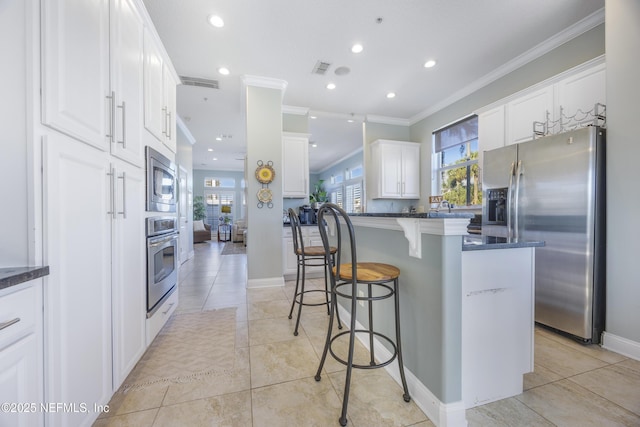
{"left": 232, "top": 220, "right": 247, "bottom": 243}
{"left": 193, "top": 220, "right": 212, "bottom": 243}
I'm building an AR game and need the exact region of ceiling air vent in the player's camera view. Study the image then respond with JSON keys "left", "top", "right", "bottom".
{"left": 180, "top": 76, "right": 219, "bottom": 89}
{"left": 311, "top": 61, "right": 331, "bottom": 75}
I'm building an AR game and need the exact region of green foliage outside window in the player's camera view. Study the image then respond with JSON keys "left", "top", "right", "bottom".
{"left": 193, "top": 196, "right": 206, "bottom": 220}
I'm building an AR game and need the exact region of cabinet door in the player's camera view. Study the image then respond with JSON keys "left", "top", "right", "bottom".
{"left": 41, "top": 0, "right": 110, "bottom": 150}
{"left": 283, "top": 236, "right": 298, "bottom": 276}
{"left": 400, "top": 144, "right": 420, "bottom": 198}
{"left": 111, "top": 160, "right": 146, "bottom": 390}
{"left": 556, "top": 63, "right": 606, "bottom": 129}
{"left": 379, "top": 143, "right": 402, "bottom": 198}
{"left": 282, "top": 135, "right": 309, "bottom": 198}
{"left": 0, "top": 334, "right": 40, "bottom": 427}
{"left": 110, "top": 0, "right": 145, "bottom": 166}
{"left": 506, "top": 86, "right": 553, "bottom": 145}
{"left": 44, "top": 134, "right": 113, "bottom": 427}
{"left": 143, "top": 27, "right": 165, "bottom": 142}
{"left": 162, "top": 64, "right": 178, "bottom": 152}
{"left": 478, "top": 105, "right": 506, "bottom": 174}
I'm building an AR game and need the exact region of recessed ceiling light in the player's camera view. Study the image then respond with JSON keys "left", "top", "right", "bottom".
{"left": 386, "top": 92, "right": 396, "bottom": 99}
{"left": 216, "top": 137, "right": 222, "bottom": 141}
{"left": 326, "top": 83, "right": 336, "bottom": 90}
{"left": 208, "top": 148, "right": 213, "bottom": 152}
{"left": 208, "top": 14, "right": 224, "bottom": 28}
{"left": 424, "top": 59, "right": 437, "bottom": 68}
{"left": 310, "top": 115, "right": 317, "bottom": 119}
{"left": 311, "top": 143, "right": 318, "bottom": 148}
{"left": 347, "top": 119, "right": 354, "bottom": 123}
{"left": 351, "top": 43, "right": 363, "bottom": 54}
{"left": 213, "top": 157, "right": 218, "bottom": 161}
{"left": 218, "top": 67, "right": 230, "bottom": 75}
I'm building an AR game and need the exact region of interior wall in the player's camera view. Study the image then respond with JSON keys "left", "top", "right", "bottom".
{"left": 0, "top": 0, "right": 30, "bottom": 267}
{"left": 605, "top": 0, "right": 640, "bottom": 345}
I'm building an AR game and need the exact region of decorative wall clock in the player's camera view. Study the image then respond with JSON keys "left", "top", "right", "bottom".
{"left": 255, "top": 160, "right": 274, "bottom": 208}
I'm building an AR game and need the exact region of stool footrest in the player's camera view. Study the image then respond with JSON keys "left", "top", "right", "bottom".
{"left": 293, "top": 289, "right": 333, "bottom": 307}
{"left": 328, "top": 329, "right": 398, "bottom": 370}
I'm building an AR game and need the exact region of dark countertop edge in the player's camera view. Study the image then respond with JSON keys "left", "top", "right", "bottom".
{"left": 348, "top": 212, "right": 476, "bottom": 219}
{"left": 283, "top": 223, "right": 317, "bottom": 227}
{"left": 0, "top": 266, "right": 50, "bottom": 291}
{"left": 462, "top": 236, "right": 545, "bottom": 251}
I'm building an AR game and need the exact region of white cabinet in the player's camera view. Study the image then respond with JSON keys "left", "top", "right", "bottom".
{"left": 111, "top": 160, "right": 146, "bottom": 390}
{"left": 282, "top": 133, "right": 310, "bottom": 198}
{"left": 0, "top": 283, "right": 43, "bottom": 427}
{"left": 478, "top": 105, "right": 505, "bottom": 172}
{"left": 282, "top": 226, "right": 325, "bottom": 278}
{"left": 41, "top": 0, "right": 145, "bottom": 167}
{"left": 370, "top": 140, "right": 420, "bottom": 199}
{"left": 556, "top": 63, "right": 606, "bottom": 128}
{"left": 461, "top": 247, "right": 535, "bottom": 408}
{"left": 506, "top": 86, "right": 554, "bottom": 145}
{"left": 143, "top": 28, "right": 178, "bottom": 153}
{"left": 43, "top": 134, "right": 146, "bottom": 426}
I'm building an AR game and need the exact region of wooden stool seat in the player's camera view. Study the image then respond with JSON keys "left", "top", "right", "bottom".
{"left": 296, "top": 245, "right": 337, "bottom": 257}
{"left": 334, "top": 262, "right": 400, "bottom": 282}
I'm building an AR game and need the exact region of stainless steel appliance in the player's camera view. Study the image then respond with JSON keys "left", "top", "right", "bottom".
{"left": 482, "top": 126, "right": 606, "bottom": 343}
{"left": 146, "top": 216, "right": 178, "bottom": 316}
{"left": 146, "top": 146, "right": 177, "bottom": 212}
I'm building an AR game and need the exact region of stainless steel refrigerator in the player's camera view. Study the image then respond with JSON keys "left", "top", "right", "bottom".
{"left": 482, "top": 126, "right": 606, "bottom": 343}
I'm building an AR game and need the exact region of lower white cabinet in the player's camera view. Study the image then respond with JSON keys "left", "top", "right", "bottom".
{"left": 44, "top": 133, "right": 146, "bottom": 426}
{"left": 461, "top": 247, "right": 535, "bottom": 408}
{"left": 0, "top": 283, "right": 43, "bottom": 427}
{"left": 282, "top": 226, "right": 326, "bottom": 279}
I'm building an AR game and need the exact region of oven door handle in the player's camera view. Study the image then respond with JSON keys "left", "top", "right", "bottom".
{"left": 149, "top": 233, "right": 178, "bottom": 247}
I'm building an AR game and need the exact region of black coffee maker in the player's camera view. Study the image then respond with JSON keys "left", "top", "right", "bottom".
{"left": 298, "top": 205, "right": 317, "bottom": 224}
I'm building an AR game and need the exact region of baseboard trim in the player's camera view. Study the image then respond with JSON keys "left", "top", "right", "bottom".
{"left": 602, "top": 332, "right": 640, "bottom": 361}
{"left": 336, "top": 305, "right": 468, "bottom": 427}
{"left": 246, "top": 276, "right": 284, "bottom": 288}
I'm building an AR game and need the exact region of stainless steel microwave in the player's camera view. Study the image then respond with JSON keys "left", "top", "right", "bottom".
{"left": 146, "top": 146, "right": 177, "bottom": 212}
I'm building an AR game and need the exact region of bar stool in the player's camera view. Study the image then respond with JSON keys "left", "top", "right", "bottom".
{"left": 287, "top": 208, "right": 341, "bottom": 336}
{"left": 314, "top": 203, "right": 410, "bottom": 426}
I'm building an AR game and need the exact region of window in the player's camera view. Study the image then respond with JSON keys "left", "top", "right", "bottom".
{"left": 205, "top": 177, "right": 235, "bottom": 188}
{"left": 327, "top": 164, "right": 362, "bottom": 213}
{"left": 204, "top": 190, "right": 234, "bottom": 228}
{"left": 433, "top": 115, "right": 481, "bottom": 206}
{"left": 344, "top": 182, "right": 362, "bottom": 213}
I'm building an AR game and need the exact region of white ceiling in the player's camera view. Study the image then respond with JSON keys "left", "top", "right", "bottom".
{"left": 142, "top": 0, "right": 604, "bottom": 173}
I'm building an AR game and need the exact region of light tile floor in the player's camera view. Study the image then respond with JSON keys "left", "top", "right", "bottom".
{"left": 95, "top": 241, "right": 640, "bottom": 426}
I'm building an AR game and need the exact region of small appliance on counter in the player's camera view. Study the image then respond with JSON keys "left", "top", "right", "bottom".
{"left": 298, "top": 205, "right": 317, "bottom": 224}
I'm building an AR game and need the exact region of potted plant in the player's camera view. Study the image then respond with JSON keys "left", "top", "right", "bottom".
{"left": 193, "top": 196, "right": 206, "bottom": 221}
{"left": 309, "top": 179, "right": 328, "bottom": 208}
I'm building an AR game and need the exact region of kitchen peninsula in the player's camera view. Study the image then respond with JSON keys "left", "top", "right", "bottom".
{"left": 336, "top": 213, "right": 543, "bottom": 426}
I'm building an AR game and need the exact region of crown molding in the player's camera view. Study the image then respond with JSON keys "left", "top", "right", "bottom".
{"left": 241, "top": 75, "right": 288, "bottom": 92}
{"left": 366, "top": 115, "right": 410, "bottom": 127}
{"left": 282, "top": 105, "right": 309, "bottom": 115}
{"left": 176, "top": 115, "right": 196, "bottom": 145}
{"left": 409, "top": 7, "right": 605, "bottom": 125}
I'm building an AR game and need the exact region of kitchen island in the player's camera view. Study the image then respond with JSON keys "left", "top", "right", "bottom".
{"left": 334, "top": 213, "right": 543, "bottom": 427}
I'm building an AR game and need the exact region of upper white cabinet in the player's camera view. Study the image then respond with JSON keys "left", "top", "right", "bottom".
{"left": 369, "top": 140, "right": 420, "bottom": 199}
{"left": 282, "top": 133, "right": 309, "bottom": 198}
{"left": 478, "top": 105, "right": 506, "bottom": 176}
{"left": 143, "top": 28, "right": 178, "bottom": 152}
{"left": 556, "top": 63, "right": 606, "bottom": 128}
{"left": 506, "top": 86, "right": 554, "bottom": 145}
{"left": 42, "top": 0, "right": 145, "bottom": 167}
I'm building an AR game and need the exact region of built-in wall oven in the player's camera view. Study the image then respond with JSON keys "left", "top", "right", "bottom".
{"left": 146, "top": 216, "right": 178, "bottom": 317}
{"left": 146, "top": 146, "right": 177, "bottom": 213}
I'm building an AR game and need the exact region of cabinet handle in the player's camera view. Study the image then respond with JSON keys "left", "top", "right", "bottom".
{"left": 0, "top": 317, "right": 20, "bottom": 331}
{"left": 105, "top": 91, "right": 115, "bottom": 143}
{"left": 162, "top": 106, "right": 168, "bottom": 135}
{"left": 162, "top": 302, "right": 175, "bottom": 315}
{"left": 167, "top": 111, "right": 172, "bottom": 139}
{"left": 117, "top": 171, "right": 127, "bottom": 219}
{"left": 117, "top": 101, "right": 126, "bottom": 148}
{"left": 107, "top": 167, "right": 116, "bottom": 219}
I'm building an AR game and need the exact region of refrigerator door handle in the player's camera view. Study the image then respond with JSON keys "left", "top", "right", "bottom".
{"left": 507, "top": 161, "right": 515, "bottom": 238}
{"left": 514, "top": 160, "right": 523, "bottom": 240}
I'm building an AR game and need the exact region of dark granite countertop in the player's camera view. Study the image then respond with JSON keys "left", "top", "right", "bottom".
{"left": 349, "top": 211, "right": 476, "bottom": 219}
{"left": 0, "top": 266, "right": 50, "bottom": 291}
{"left": 283, "top": 222, "right": 317, "bottom": 227}
{"left": 462, "top": 235, "right": 545, "bottom": 251}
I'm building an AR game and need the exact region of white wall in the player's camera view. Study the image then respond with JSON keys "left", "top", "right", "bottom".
{"left": 0, "top": 0, "right": 30, "bottom": 266}
{"left": 604, "top": 0, "right": 640, "bottom": 347}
